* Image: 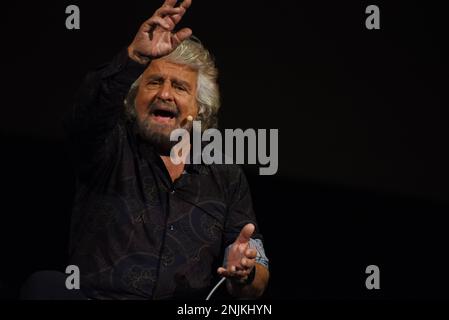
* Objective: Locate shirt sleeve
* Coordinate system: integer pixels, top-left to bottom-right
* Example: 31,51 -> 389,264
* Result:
63,48 -> 147,164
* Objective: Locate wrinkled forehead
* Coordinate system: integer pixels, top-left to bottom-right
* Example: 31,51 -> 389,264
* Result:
142,58 -> 198,84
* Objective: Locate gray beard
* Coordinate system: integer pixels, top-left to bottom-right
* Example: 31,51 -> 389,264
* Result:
136,117 -> 193,156
137,118 -> 176,155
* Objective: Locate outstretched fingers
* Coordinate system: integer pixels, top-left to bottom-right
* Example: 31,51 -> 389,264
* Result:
235,224 -> 255,245
167,0 -> 191,25
171,28 -> 192,46
162,0 -> 178,8
153,1 -> 192,33
156,6 -> 183,18
217,265 -> 252,279
142,16 -> 172,32
217,265 -> 237,278
179,0 -> 192,10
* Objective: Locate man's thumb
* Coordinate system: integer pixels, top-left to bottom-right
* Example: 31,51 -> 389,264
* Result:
235,223 -> 255,244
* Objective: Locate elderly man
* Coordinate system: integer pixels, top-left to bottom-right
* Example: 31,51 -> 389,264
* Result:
24,0 -> 268,300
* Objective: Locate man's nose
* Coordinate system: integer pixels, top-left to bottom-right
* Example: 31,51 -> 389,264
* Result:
157,81 -> 174,101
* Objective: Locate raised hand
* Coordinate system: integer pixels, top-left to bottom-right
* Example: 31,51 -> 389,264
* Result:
128,0 -> 192,64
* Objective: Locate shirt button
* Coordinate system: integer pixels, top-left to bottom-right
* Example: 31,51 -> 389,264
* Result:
162,254 -> 172,267
170,188 -> 175,194
169,225 -> 174,231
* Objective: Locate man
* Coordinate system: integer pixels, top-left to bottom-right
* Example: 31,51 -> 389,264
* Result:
62,0 -> 269,300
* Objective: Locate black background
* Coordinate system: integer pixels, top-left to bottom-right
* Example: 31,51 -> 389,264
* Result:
0,0 -> 448,300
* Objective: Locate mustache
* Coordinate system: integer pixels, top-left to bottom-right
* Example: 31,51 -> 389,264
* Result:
148,100 -> 180,118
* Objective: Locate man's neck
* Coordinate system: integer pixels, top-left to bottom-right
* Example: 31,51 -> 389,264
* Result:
160,156 -> 185,182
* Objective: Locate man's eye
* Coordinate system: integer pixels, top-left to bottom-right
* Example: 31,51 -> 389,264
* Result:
174,84 -> 187,91
147,79 -> 163,87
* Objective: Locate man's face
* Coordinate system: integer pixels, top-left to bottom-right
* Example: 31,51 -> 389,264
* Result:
134,59 -> 198,153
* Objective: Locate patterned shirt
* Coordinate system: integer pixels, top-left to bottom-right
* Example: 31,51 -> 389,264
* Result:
63,49 -> 268,300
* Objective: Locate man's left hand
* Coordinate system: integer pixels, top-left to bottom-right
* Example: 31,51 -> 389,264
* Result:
217,224 -> 258,284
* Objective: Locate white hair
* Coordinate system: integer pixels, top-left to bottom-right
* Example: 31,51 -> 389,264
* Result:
125,37 -> 220,130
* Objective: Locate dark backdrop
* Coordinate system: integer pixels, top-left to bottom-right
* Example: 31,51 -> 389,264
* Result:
1,0 -> 448,299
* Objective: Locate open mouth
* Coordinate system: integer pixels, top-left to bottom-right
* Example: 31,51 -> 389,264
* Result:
150,106 -> 179,123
